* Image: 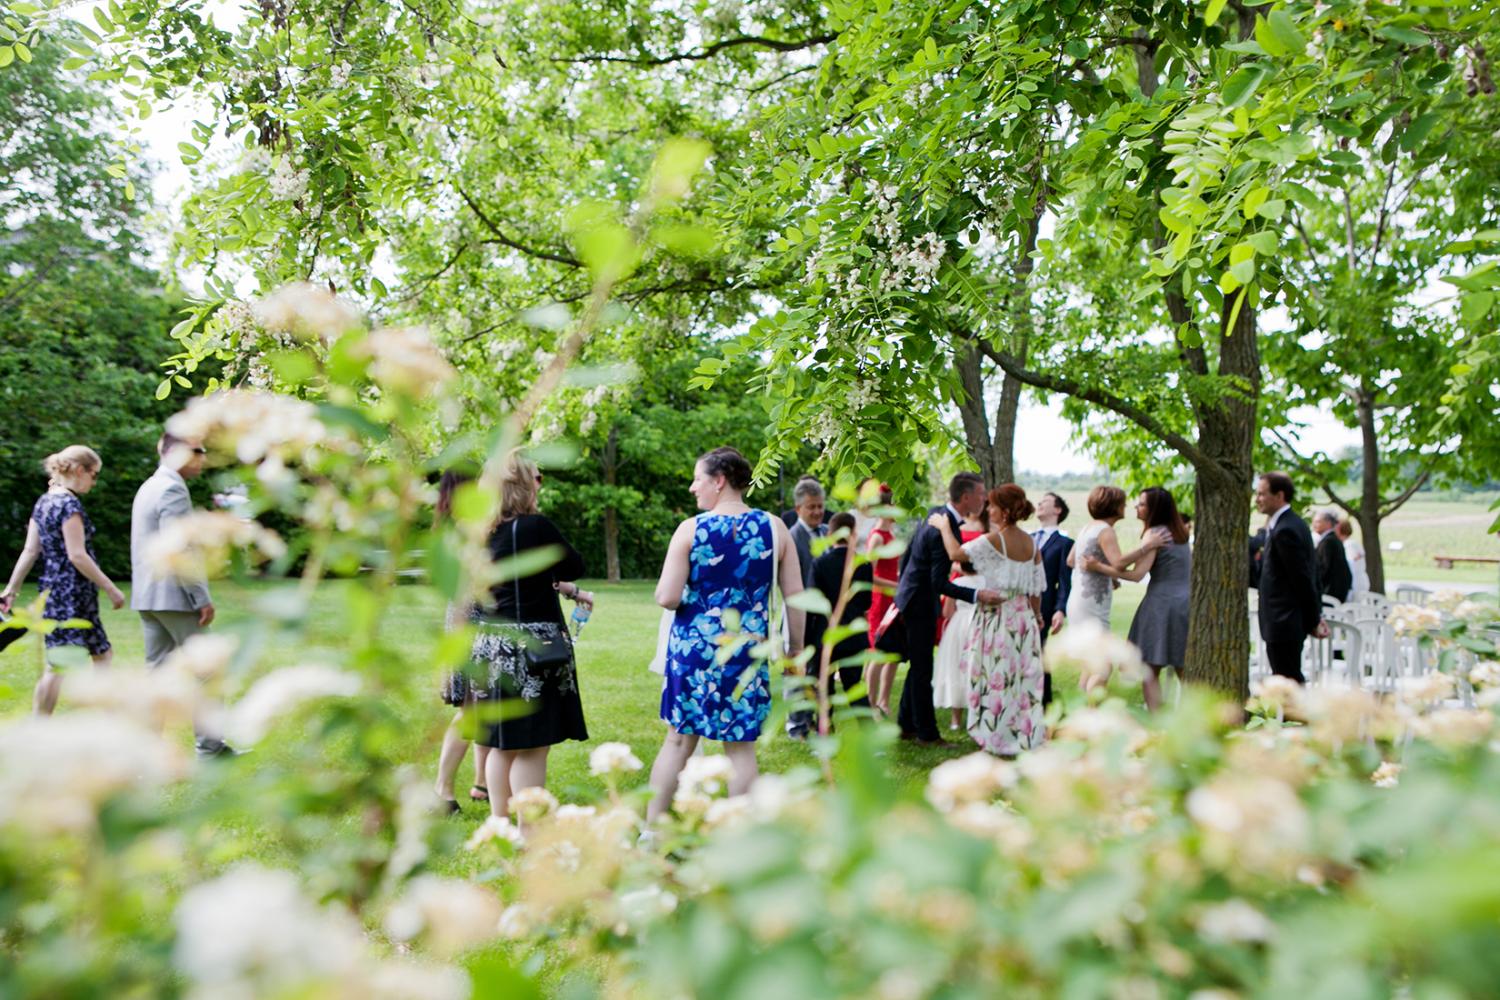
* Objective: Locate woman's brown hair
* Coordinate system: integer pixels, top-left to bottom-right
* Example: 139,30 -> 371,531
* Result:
1139,485 -> 1189,545
1086,485 -> 1127,520
988,484 -> 1034,526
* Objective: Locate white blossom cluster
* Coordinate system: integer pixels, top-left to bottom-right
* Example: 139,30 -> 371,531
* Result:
362,326 -> 456,398
509,786 -> 560,823
167,389 -> 328,465
174,865 -> 467,1000
0,713 -> 187,834
269,157 -> 310,202
383,875 -> 503,957
1043,619 -> 1146,685
887,231 -> 946,293
578,384 -> 617,436
328,61 -> 352,88
222,665 -> 362,745
254,282 -> 362,343
144,510 -> 288,582
1387,603 -> 1444,637
589,741 -> 643,777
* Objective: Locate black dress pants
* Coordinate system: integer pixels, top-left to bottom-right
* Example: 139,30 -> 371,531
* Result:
897,614 -> 940,740
1264,637 -> 1306,684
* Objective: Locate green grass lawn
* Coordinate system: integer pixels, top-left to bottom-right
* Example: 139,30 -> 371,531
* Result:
3,578 -> 1138,859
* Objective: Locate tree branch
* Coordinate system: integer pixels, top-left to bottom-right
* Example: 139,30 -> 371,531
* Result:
979,344 -> 1222,479
1378,460 -> 1436,517
457,186 -> 582,267
552,32 -> 837,67
1267,426 -> 1354,513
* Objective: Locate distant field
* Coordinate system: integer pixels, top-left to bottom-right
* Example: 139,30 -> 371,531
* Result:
1030,489 -> 1498,587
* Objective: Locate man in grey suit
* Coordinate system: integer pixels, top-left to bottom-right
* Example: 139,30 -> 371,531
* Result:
785,478 -> 827,738
132,432 -> 228,755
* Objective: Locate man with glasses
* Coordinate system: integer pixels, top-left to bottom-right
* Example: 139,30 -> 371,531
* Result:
131,430 -> 231,755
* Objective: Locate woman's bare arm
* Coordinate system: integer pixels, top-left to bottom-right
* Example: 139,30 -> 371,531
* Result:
61,514 -> 124,607
774,519 -> 807,655
654,519 -> 696,609
1085,547 -> 1157,582
1,519 -> 42,603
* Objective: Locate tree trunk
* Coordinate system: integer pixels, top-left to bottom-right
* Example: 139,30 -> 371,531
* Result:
1356,386 -> 1386,594
602,423 -> 621,583
1182,295 -> 1260,700
954,344 -> 1018,485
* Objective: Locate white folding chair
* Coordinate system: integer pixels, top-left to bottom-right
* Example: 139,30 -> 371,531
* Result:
1394,585 -> 1431,606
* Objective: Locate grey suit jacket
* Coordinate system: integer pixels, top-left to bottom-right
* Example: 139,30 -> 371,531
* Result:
789,519 -> 825,590
131,467 -> 212,612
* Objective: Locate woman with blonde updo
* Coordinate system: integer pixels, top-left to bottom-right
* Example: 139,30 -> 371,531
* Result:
1,445 -> 126,713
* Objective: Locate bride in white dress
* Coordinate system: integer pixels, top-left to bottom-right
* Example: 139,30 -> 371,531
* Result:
1066,486 -> 1128,692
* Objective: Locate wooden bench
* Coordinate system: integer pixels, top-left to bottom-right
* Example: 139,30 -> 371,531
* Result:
1433,555 -> 1500,569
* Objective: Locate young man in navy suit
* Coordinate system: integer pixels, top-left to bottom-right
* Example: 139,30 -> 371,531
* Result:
1032,492 -> 1073,705
1250,472 -> 1328,683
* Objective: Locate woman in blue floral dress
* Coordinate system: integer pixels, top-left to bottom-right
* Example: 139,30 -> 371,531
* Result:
645,447 -> 806,822
1,445 -> 127,714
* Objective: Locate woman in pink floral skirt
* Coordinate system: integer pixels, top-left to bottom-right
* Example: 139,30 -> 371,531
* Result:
958,484 -> 1046,756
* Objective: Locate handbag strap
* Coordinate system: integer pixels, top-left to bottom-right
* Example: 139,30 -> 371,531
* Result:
511,518 -> 523,630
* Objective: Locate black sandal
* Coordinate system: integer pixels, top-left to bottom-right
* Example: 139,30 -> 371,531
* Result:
441,798 -> 462,815
469,784 -> 489,802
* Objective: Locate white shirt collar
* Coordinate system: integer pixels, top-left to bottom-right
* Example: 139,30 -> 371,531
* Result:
156,465 -> 187,487
1266,503 -> 1290,532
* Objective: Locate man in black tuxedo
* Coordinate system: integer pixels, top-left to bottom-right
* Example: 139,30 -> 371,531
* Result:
893,472 -> 1002,744
805,512 -> 872,712
1032,491 -> 1074,706
1311,510 -> 1352,603
1250,472 -> 1328,684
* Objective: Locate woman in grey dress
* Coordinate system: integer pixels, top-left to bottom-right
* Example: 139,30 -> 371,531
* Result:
1083,486 -> 1190,711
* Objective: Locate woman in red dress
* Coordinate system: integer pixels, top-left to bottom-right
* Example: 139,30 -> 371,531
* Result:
864,485 -> 901,719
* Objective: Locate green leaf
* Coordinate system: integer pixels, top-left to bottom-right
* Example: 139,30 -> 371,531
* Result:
786,589 -> 833,616
1222,63 -> 1270,108
1377,24 -> 1430,47
1204,0 -> 1228,26
1243,186 -> 1270,218
155,378 -> 172,400
924,36 -> 938,62
1254,15 -> 1286,58
0,46 -> 12,68
1255,198 -> 1286,220
1229,242 -> 1256,266
14,41 -> 31,63
1398,111 -> 1441,151
1267,9 -> 1305,55
1460,291 -> 1495,329
1247,230 -> 1279,255
1230,258 -> 1256,284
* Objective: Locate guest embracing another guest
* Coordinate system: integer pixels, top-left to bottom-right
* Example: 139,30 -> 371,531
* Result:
1083,486 -> 1191,711
468,453 -> 591,820
863,485 -> 901,720
928,504 -> 988,732
957,485 -> 1046,756
1031,491 -> 1073,705
891,473 -> 1003,746
647,447 -> 805,822
1067,486 -> 1127,694
1250,472 -> 1327,684
1,445 -> 125,714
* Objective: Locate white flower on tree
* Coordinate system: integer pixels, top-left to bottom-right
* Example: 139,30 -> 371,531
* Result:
167,389 -> 328,465
1194,899 -> 1275,944
926,752 -> 1014,812
361,326 -> 456,397
253,282 -> 361,342
268,157 -> 310,202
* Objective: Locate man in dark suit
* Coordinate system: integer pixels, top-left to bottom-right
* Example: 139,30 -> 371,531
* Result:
1250,472 -> 1328,684
1032,491 -> 1074,706
785,478 -> 828,739
781,475 -> 834,529
804,512 -> 872,714
893,472 -> 1002,744
1311,510 -> 1352,603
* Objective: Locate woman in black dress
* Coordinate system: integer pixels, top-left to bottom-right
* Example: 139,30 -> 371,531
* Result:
0,445 -> 127,714
470,453 -> 592,819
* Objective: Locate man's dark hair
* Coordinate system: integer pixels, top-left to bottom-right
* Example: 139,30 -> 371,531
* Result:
158,432 -> 185,456
1260,471 -> 1295,504
828,511 -> 858,538
1045,491 -> 1070,523
948,472 -> 985,505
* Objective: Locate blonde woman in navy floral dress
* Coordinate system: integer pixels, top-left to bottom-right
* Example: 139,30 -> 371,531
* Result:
1,445 -> 127,714
645,447 -> 806,822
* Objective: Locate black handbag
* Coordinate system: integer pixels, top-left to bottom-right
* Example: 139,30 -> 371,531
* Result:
513,520 -> 571,671
873,609 -> 909,659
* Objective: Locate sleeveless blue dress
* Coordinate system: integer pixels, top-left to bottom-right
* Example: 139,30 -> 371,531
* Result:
660,509 -> 775,741
32,491 -> 110,656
